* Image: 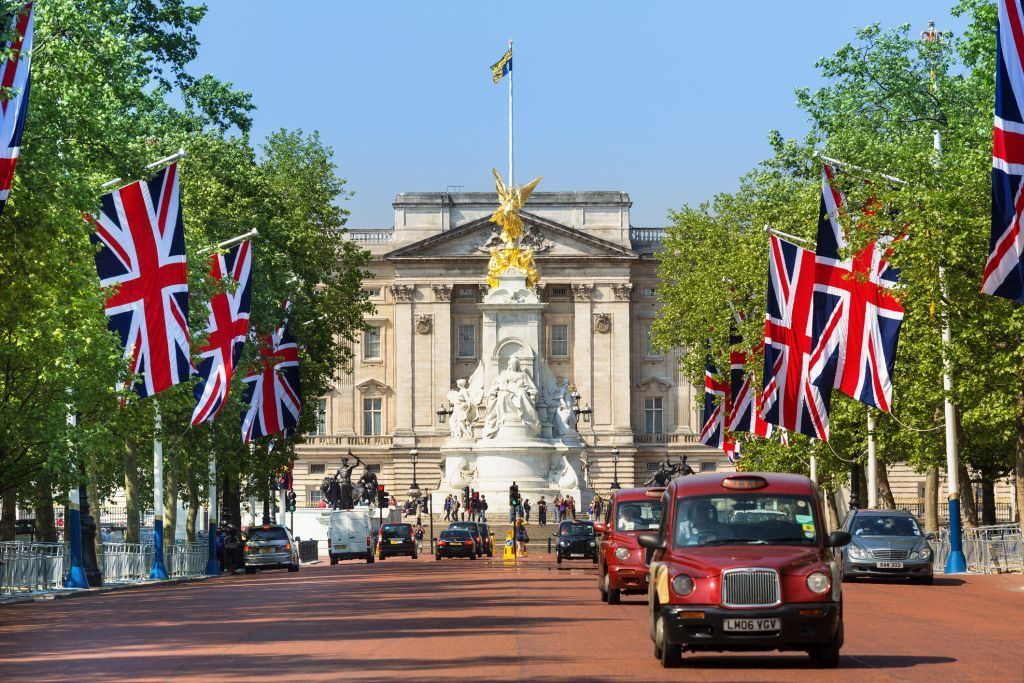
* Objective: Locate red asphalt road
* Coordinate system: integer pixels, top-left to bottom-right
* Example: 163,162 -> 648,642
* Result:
1,556 -> 1022,682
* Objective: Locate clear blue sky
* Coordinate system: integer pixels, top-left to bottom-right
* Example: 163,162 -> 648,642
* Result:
191,1 -> 969,228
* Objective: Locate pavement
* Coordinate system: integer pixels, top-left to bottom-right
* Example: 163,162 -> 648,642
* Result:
1,554 -> 1022,682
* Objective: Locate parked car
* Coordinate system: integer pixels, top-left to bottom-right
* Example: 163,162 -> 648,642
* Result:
328,510 -> 374,565
594,487 -> 664,604
640,472 -> 851,669
449,521 -> 489,557
377,523 -> 417,560
243,524 -> 300,574
556,520 -> 598,564
477,523 -> 495,556
436,528 -> 477,560
838,509 -> 933,584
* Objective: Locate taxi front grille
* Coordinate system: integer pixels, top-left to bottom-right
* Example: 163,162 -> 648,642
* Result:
721,568 -> 780,608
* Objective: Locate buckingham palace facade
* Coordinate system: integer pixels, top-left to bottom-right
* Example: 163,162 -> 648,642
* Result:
292,190 -> 730,506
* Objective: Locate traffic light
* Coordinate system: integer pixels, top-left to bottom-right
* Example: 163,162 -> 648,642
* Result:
286,490 -> 297,512
377,484 -> 387,508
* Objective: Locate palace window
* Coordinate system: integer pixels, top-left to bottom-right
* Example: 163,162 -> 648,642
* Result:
363,326 -> 381,360
701,461 -> 717,473
456,285 -> 477,299
644,397 -> 664,434
309,463 -> 326,475
362,287 -> 382,299
306,487 -> 325,506
642,287 -> 657,298
550,324 -> 569,357
643,323 -> 660,357
549,286 -> 569,299
314,398 -> 327,436
457,324 -> 476,359
363,398 -> 382,435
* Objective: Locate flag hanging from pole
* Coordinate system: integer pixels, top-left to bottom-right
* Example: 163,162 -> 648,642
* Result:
810,164 -> 905,413
699,355 -> 728,449
241,306 -> 302,443
89,163 -> 190,400
191,240 -> 252,426
983,0 -> 1024,302
0,2 -> 33,217
491,47 -> 512,83
761,234 -> 832,439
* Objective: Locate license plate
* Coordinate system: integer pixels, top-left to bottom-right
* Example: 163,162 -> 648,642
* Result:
260,547 -> 274,553
877,561 -> 904,568
723,618 -> 780,632
334,544 -> 347,549
570,553 -> 584,558
389,540 -> 399,544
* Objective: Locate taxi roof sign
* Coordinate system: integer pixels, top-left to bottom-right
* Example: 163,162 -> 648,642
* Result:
721,475 -> 769,491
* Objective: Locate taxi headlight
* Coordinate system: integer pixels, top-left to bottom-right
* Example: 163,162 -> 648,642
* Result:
671,574 -> 694,596
614,547 -> 631,561
806,571 -> 830,594
847,544 -> 869,560
589,541 -> 597,547
559,540 -> 568,547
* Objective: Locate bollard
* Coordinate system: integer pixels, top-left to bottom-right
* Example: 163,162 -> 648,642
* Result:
548,537 -> 552,554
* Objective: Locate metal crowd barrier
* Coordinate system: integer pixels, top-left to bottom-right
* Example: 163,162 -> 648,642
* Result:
167,542 -> 207,577
100,543 -> 153,583
298,539 -> 319,563
0,542 -> 68,594
934,523 -> 1023,574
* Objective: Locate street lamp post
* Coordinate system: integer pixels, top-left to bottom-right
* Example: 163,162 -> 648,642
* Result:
611,448 -> 621,490
409,449 -> 420,502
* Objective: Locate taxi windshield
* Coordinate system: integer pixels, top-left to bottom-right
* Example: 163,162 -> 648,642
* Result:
673,494 -> 819,548
614,500 -> 663,532
561,523 -> 594,538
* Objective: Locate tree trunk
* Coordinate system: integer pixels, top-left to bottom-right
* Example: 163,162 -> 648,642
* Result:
877,460 -> 896,509
124,438 -> 140,544
980,479 -> 996,526
163,446 -> 178,545
185,472 -> 199,542
823,487 -> 841,533
33,475 -> 57,542
0,486 -> 16,540
924,466 -> 940,532
957,462 -> 978,528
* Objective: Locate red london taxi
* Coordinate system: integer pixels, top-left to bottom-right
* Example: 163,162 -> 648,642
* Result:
640,472 -> 851,669
594,487 -> 665,604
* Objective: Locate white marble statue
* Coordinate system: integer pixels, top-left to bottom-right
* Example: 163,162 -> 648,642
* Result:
550,377 -> 578,437
482,356 -> 542,439
446,379 -> 477,441
548,455 -> 579,490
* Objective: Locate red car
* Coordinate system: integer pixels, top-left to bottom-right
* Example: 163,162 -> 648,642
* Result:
594,487 -> 665,604
640,472 -> 851,669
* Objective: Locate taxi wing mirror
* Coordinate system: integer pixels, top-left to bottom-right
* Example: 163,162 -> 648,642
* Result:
828,530 -> 852,547
637,533 -> 665,550
593,522 -> 609,534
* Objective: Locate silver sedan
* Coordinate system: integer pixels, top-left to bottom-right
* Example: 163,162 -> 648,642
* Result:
838,509 -> 933,584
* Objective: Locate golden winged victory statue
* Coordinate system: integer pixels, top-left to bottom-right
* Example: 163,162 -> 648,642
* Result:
486,169 -> 543,289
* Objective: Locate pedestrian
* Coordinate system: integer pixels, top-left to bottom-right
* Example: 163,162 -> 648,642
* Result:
588,499 -> 596,520
479,495 -> 488,523
450,496 -> 460,522
414,520 -> 425,554
389,495 -> 398,509
524,499 -> 531,523
468,495 -> 476,522
515,518 -> 529,556
537,496 -> 547,526
593,495 -> 604,521
223,526 -> 239,574
557,497 -> 567,523
444,494 -> 452,521
215,526 -> 225,569
570,495 -> 577,520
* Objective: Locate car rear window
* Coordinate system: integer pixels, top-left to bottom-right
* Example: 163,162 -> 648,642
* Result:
247,527 -> 288,542
440,530 -> 471,540
450,523 -> 478,533
614,500 -> 663,532
382,525 -> 412,539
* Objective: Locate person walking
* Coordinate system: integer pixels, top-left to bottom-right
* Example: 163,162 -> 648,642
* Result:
515,518 -> 529,556
479,495 -> 488,523
537,496 -> 547,526
223,526 -> 240,574
413,520 -> 425,554
444,494 -> 452,521
557,496 -> 567,523
523,499 -> 532,523
593,495 -> 604,521
569,495 -> 577,520
450,496 -> 460,522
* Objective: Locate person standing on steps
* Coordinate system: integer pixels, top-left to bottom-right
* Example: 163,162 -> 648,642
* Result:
479,495 -> 488,523
450,495 -> 460,523
537,496 -> 547,526
523,499 -> 531,523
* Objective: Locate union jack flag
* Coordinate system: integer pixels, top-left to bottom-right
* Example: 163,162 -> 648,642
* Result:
0,3 -> 33,217
761,234 -> 831,439
190,240 -> 252,426
699,356 -> 727,449
810,164 -> 904,412
983,0 -> 1024,302
241,312 -> 302,443
728,343 -> 773,438
89,163 -> 190,399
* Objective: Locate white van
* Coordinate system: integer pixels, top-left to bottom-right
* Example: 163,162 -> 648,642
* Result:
328,510 -> 374,565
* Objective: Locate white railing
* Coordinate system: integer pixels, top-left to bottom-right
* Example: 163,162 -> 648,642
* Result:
934,524 -> 1022,574
0,542 -> 68,594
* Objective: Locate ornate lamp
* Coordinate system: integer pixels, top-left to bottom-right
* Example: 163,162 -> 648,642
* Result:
611,448 -> 621,490
409,449 -> 421,499
570,384 -> 593,423
436,402 -> 453,424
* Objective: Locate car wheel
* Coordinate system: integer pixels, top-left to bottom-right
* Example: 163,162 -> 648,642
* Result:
367,555 -> 374,564
245,567 -> 256,575
556,553 -> 562,565
656,614 -> 681,668
470,552 -> 476,560
599,573 -> 609,602
840,572 -> 853,583
288,564 -> 299,573
608,586 -> 621,605
379,554 -> 385,560
435,554 -> 441,561
330,556 -> 338,566
412,551 -> 418,560
809,622 -> 843,668
917,575 -> 934,585
592,555 -> 598,564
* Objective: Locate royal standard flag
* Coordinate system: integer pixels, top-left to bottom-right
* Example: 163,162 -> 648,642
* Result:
491,47 -> 512,83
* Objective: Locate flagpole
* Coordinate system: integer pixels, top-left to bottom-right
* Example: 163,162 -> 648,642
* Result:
101,148 -> 186,189
198,228 -> 259,255
508,38 -> 513,186
867,410 -> 878,508
150,404 -> 169,580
